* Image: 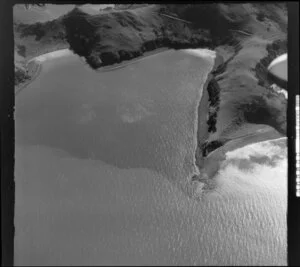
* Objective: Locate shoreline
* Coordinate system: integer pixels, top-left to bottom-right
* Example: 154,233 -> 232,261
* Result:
192,49 -> 286,184
192,47 -> 286,184
14,46 -> 212,94
15,47 -> 171,93
196,133 -> 285,185
15,45 -> 222,181
28,48 -> 73,63
207,130 -> 284,160
15,61 -> 42,95
96,47 -> 170,72
15,48 -> 73,95
193,52 -> 224,170
187,51 -> 224,194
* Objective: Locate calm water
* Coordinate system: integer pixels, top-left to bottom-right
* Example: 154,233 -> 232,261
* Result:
14,50 -> 286,265
15,50 -> 211,183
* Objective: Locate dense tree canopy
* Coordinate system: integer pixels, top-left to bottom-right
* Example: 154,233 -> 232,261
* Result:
24,4 -> 45,10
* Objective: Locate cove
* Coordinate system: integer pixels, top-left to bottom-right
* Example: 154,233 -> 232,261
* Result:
15,49 -> 214,183
14,49 -> 286,265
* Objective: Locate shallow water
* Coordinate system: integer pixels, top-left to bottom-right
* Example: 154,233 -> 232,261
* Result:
14,50 -> 286,265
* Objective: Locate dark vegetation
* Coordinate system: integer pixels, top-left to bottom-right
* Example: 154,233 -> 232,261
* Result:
201,140 -> 227,157
61,6 -> 213,68
16,44 -> 26,57
14,65 -> 29,85
16,19 -> 65,41
256,12 -> 266,22
206,79 -> 221,133
255,39 -> 287,88
63,9 -> 95,58
240,93 -> 287,135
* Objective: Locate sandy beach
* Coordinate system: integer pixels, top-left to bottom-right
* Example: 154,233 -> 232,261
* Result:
28,48 -> 74,63
15,49 -> 74,95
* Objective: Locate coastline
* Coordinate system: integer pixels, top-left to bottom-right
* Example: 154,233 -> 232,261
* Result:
96,47 -> 170,72
15,60 -> 42,95
28,48 -> 73,63
15,47 -> 170,93
15,45 -> 223,184
192,48 -> 286,183
196,133 -> 285,186
15,46 -> 211,94
15,48 -> 73,95
14,44 -> 284,185
194,52 -> 224,171
186,51 -> 224,195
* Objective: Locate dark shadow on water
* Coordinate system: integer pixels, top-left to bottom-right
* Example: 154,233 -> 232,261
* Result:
225,154 -> 285,172
15,90 -> 189,180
